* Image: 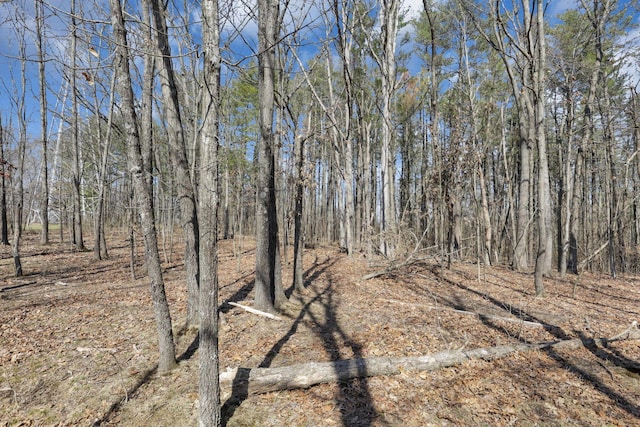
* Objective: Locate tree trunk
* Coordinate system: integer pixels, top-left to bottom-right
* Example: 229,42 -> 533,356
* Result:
0,119 -> 9,246
254,0 -> 285,313
109,0 -> 176,373
534,0 -> 550,297
199,0 -> 222,422
379,0 -> 399,258
35,0 -> 49,245
70,0 -> 86,252
293,115 -> 308,292
559,85 -> 575,278
93,73 -> 116,260
11,29 -> 28,276
148,0 -> 201,328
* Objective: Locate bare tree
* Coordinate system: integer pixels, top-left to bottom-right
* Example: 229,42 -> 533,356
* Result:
146,0 -> 201,328
254,0 -> 287,312
34,0 -> 49,245
0,120 -> 8,246
377,0 -> 400,258
70,0 -> 86,251
109,0 -> 177,373
198,0 -> 222,422
533,0 -> 551,296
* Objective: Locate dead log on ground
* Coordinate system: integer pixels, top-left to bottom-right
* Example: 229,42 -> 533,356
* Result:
220,322 -> 639,401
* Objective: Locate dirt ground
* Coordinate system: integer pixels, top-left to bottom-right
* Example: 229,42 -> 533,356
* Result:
1,230 -> 640,426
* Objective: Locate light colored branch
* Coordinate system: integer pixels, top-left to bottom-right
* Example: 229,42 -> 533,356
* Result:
228,302 -> 282,320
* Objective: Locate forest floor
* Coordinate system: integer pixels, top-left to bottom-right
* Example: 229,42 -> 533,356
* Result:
1,230 -> 640,426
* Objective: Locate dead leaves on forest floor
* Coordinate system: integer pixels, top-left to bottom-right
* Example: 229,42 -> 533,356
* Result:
1,232 -> 640,426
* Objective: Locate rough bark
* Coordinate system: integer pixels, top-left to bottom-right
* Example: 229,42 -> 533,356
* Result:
254,0 -> 285,312
534,0 -> 550,296
109,0 -> 176,373
378,0 -> 399,258
199,0 -> 222,422
220,323 -> 640,400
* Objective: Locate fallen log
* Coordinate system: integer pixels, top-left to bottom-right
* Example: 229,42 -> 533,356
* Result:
220,322 -> 639,401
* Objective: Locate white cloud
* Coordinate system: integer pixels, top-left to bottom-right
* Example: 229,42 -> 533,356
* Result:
403,0 -> 423,20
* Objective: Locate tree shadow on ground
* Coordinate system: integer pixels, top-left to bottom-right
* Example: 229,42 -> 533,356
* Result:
179,278 -> 257,363
428,264 -> 640,418
221,256 -> 335,424
222,255 -> 378,426
301,275 -> 377,427
92,366 -> 158,426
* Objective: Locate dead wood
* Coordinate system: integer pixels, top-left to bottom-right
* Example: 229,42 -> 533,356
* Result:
227,302 -> 283,320
578,240 -> 609,270
361,257 -> 423,281
220,322 -> 640,401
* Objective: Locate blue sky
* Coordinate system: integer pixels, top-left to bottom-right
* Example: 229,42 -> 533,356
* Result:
0,0 -> 638,144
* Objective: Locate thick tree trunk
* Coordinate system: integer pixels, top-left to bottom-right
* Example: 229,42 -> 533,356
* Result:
255,0 -> 285,312
109,0 -> 176,373
220,323 -> 640,400
199,0 -> 222,423
379,0 -> 399,258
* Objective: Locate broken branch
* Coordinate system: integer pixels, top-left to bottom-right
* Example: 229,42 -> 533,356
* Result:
227,302 -> 282,320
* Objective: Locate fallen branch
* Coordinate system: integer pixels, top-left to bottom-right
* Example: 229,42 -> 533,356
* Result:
381,298 -> 545,328
220,322 -> 640,401
227,302 -> 282,320
361,258 -> 422,281
578,240 -> 609,270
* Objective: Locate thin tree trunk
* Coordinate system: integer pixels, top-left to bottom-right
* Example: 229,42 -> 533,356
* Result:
0,119 -> 9,246
148,0 -> 201,328
35,0 -> 49,245
93,74 -> 117,260
534,0 -> 550,296
293,115 -> 308,292
109,0 -> 176,373
70,0 -> 85,252
11,27 -> 28,276
559,88 -> 574,278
